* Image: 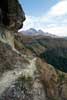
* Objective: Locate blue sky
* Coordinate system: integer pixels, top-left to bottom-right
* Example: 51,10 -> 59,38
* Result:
19,0 -> 67,36
19,0 -> 58,16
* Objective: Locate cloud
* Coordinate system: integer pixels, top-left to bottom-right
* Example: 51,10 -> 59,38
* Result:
43,24 -> 67,36
20,0 -> 67,36
47,0 -> 67,17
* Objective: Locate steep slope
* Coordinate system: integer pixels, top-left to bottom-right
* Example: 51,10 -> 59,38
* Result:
18,33 -> 67,72
36,58 -> 67,100
0,30 -> 67,100
0,26 -> 47,100
0,34 -> 47,100
40,47 -> 67,72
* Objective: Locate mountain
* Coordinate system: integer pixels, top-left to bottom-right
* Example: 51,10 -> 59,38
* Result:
21,28 -> 38,35
64,37 -> 67,40
0,28 -> 67,100
21,28 -> 58,38
0,0 -> 67,100
16,33 -> 67,72
38,29 -> 58,37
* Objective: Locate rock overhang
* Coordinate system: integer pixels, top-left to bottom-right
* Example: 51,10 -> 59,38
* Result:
0,0 -> 25,31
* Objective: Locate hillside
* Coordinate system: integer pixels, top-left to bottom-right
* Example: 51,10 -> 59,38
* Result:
16,32 -> 67,72
0,29 -> 67,100
0,31 -> 67,100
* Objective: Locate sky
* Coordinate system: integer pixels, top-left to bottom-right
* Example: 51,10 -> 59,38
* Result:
19,0 -> 67,36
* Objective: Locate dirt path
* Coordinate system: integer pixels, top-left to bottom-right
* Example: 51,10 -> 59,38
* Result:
0,58 -> 37,95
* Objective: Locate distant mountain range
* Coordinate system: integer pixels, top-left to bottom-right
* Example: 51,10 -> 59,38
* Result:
20,28 -> 58,38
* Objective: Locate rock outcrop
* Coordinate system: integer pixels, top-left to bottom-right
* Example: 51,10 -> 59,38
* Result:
0,0 -> 25,31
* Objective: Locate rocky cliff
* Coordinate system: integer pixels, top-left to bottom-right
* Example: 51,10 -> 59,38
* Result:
0,0 -> 67,100
0,0 -> 25,31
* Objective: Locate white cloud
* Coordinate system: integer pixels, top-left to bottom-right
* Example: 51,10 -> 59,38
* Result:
43,25 -> 67,36
47,0 -> 67,17
20,0 -> 67,36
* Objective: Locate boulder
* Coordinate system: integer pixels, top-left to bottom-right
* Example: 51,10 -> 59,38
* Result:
0,0 -> 25,31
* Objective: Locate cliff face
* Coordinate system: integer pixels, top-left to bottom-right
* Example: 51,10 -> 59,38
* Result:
0,0 -> 25,31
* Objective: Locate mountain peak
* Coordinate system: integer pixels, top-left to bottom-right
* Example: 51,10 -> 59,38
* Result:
21,28 -> 58,38
27,28 -> 37,33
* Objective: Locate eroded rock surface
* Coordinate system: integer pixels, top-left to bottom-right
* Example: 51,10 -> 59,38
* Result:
0,0 -> 25,31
